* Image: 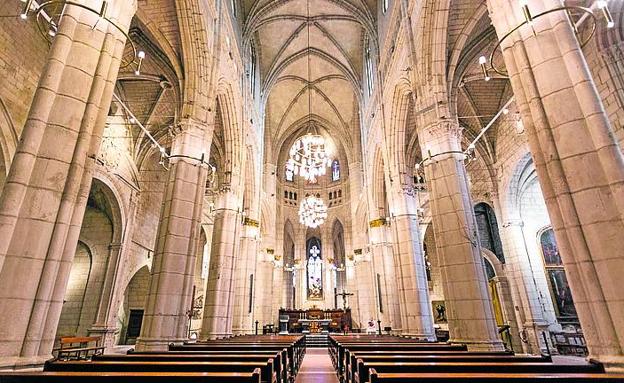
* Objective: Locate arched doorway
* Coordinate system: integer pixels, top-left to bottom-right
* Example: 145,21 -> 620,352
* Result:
55,178 -> 120,341
118,266 -> 150,345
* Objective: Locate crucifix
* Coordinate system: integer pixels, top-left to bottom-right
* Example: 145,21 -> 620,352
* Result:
335,289 -> 354,310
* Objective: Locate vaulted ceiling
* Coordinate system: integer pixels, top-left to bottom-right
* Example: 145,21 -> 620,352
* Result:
244,0 -> 375,163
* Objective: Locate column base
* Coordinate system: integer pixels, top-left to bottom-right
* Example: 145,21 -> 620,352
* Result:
0,355 -> 51,371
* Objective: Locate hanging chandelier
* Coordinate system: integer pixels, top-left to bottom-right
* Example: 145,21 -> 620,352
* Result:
286,0 -> 330,182
287,132 -> 331,182
298,195 -> 328,228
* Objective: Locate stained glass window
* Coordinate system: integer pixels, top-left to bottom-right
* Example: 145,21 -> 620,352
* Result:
285,164 -> 294,182
307,238 -> 323,300
332,160 -> 340,181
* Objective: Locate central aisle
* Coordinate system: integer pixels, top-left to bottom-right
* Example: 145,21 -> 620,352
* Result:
295,348 -> 339,383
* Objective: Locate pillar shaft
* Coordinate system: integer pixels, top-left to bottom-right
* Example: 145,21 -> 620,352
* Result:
421,120 -> 503,350
136,121 -> 210,351
488,0 -> 624,368
232,228 -> 258,335
391,211 -> 435,339
0,1 -> 134,368
499,218 -> 550,353
201,191 -> 241,339
369,226 -> 402,331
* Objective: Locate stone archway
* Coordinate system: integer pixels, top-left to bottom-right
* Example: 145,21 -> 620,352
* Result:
118,266 -> 150,345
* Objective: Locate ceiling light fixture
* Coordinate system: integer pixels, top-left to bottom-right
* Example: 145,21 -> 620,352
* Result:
298,194 -> 328,228
20,0 -> 144,70
479,3 -> 601,80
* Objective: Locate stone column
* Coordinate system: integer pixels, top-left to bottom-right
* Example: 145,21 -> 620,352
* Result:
498,215 -> 551,354
420,120 -> 503,351
201,190 -> 241,339
232,222 -> 259,335
0,0 -> 135,369
136,120 -> 210,351
488,0 -> 624,369
369,224 -> 402,332
254,250 -> 275,329
353,250 -> 375,329
271,261 -> 284,324
388,188 -> 435,339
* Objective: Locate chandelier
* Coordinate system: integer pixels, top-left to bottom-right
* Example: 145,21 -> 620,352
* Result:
287,132 -> 331,182
286,0 -> 331,182
298,195 -> 328,228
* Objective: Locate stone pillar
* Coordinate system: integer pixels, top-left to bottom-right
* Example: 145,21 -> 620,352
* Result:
201,191 -> 241,339
498,216 -> 551,354
0,0 -> 135,369
488,0 -> 624,369
388,189 -> 435,339
136,120 -> 210,351
254,250 -> 274,329
369,225 -> 402,332
271,261 -> 284,324
232,222 -> 259,335
353,250 -> 375,329
420,120 -> 503,351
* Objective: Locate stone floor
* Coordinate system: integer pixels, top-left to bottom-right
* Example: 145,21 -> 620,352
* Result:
295,348 -> 339,383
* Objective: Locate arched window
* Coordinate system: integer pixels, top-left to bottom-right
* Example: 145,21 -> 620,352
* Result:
474,203 -> 505,263
331,160 -> 340,181
540,228 -> 577,318
285,164 -> 294,182
306,237 -> 323,300
365,45 -> 374,96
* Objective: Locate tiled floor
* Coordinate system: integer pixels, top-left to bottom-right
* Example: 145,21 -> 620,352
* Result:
295,348 -> 339,383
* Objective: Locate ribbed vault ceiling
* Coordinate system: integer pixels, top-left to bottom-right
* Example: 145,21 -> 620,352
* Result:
246,0 -> 374,161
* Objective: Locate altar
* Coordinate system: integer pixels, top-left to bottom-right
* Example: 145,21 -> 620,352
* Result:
278,308 -> 352,333
298,318 -> 331,333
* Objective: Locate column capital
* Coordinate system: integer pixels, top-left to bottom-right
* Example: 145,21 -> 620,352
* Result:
423,119 -> 463,140
420,119 -> 463,157
169,118 -> 212,162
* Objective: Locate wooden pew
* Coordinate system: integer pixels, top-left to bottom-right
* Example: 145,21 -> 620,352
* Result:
0,370 -> 262,383
332,342 -> 470,379
93,352 -> 287,383
368,370 -> 624,383
171,343 -> 302,376
355,361 -> 604,383
44,360 -> 276,383
346,354 -> 551,383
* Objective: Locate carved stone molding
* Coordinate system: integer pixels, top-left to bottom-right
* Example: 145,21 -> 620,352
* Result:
424,119 -> 463,140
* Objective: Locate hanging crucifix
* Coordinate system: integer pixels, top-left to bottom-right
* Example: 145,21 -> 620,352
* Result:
334,289 -> 354,310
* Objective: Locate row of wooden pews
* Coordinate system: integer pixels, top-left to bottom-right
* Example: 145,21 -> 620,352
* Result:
329,335 -> 624,383
0,335 -> 305,383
